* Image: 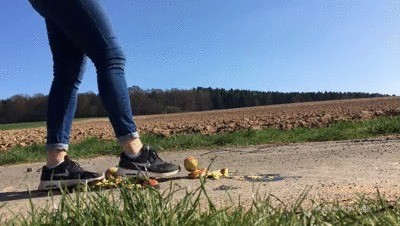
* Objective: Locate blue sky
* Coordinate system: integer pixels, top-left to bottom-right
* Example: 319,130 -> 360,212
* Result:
1,1 -> 399,100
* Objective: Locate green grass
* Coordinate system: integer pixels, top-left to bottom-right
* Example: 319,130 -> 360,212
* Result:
2,180 -> 400,225
0,118 -> 93,131
0,121 -> 47,131
1,116 -> 399,166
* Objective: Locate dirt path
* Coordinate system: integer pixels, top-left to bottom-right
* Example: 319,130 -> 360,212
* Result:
1,137 -> 400,219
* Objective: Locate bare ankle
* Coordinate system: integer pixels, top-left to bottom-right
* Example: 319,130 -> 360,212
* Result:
46,149 -> 67,168
122,138 -> 143,156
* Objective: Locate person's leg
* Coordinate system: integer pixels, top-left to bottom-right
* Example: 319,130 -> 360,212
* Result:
44,19 -> 86,167
44,0 -> 179,177
29,0 -> 142,156
30,0 -> 179,178
28,0 -> 86,167
29,0 -> 104,189
67,0 -> 142,154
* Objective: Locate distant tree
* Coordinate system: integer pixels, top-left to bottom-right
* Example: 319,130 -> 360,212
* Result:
76,92 -> 105,118
0,86 -> 391,124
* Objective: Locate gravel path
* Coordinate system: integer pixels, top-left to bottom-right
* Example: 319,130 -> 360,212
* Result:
1,136 -> 400,219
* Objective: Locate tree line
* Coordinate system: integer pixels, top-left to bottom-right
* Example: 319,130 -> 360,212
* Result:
0,86 -> 390,124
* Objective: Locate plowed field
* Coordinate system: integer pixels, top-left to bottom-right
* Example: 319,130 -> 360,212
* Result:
1,97 -> 399,151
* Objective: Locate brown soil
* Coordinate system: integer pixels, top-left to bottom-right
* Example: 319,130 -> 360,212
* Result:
1,97 -> 399,151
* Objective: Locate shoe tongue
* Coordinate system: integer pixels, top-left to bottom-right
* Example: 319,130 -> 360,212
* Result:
63,156 -> 83,171
132,145 -> 161,163
142,147 -> 152,160
141,146 -> 160,163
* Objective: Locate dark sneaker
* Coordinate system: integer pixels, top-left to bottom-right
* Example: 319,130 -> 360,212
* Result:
117,145 -> 180,178
38,156 -> 104,190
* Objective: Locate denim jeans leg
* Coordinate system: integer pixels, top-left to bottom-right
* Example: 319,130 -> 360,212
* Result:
45,19 -> 86,151
29,0 -> 139,149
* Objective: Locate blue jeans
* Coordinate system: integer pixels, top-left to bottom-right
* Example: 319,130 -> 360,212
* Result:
29,0 -> 139,151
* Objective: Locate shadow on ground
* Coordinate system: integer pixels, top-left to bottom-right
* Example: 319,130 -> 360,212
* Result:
0,176 -> 189,202
0,190 -> 55,202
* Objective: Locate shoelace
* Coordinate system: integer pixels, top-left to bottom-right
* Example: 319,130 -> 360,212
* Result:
131,149 -> 158,178
132,148 -> 165,178
65,157 -> 84,171
148,149 -> 161,163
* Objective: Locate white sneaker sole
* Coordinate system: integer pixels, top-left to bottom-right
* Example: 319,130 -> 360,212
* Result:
116,167 -> 179,178
38,175 -> 105,190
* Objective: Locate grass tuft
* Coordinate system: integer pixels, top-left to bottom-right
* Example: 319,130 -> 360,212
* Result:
2,181 -> 400,225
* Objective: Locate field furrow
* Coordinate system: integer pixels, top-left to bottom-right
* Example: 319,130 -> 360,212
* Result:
1,97 -> 399,151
